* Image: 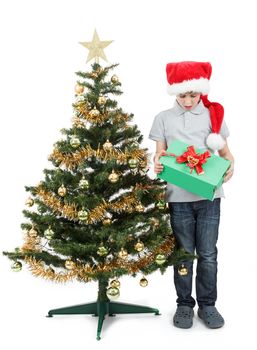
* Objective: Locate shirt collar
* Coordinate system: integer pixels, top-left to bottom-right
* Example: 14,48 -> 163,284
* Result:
173,99 -> 205,116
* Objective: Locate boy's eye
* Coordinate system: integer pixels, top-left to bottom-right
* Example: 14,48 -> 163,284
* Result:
190,95 -> 197,98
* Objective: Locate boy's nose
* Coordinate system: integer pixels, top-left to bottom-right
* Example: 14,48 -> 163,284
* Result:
184,98 -> 192,105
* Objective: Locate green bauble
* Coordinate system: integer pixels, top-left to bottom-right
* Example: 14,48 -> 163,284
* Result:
11,261 -> 22,272
106,286 -> 120,300
44,227 -> 54,240
79,176 -> 89,189
78,208 -> 89,221
155,254 -> 166,265
155,200 -> 166,210
70,135 -> 81,148
97,246 -> 108,256
128,158 -> 139,169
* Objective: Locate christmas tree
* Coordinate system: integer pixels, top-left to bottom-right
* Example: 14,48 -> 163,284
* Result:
3,30 -> 192,340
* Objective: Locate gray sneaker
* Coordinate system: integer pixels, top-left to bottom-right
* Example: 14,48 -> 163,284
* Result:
198,306 -> 225,328
173,305 -> 194,329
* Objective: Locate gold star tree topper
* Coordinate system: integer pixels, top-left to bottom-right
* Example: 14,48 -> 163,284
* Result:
79,30 -> 113,63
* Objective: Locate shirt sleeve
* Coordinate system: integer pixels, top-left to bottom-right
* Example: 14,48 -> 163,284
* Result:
148,113 -> 166,142
219,119 -> 230,139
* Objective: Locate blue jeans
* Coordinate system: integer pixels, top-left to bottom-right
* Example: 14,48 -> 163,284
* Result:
168,198 -> 221,308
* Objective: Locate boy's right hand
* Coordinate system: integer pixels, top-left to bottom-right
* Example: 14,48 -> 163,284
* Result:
154,149 -> 166,174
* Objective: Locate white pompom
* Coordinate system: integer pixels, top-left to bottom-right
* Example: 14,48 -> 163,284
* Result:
206,133 -> 225,151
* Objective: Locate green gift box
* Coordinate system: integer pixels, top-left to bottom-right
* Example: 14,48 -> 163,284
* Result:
157,140 -> 231,201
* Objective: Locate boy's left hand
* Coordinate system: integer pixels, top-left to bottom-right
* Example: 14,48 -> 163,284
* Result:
223,161 -> 234,183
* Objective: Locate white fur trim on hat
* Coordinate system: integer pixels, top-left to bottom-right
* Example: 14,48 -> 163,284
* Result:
206,133 -> 226,151
167,77 -> 210,95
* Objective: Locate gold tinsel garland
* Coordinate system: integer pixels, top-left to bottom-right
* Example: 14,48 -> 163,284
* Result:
35,183 -> 155,223
74,102 -> 131,125
24,235 -> 175,283
48,143 -> 148,170
24,256 -> 79,283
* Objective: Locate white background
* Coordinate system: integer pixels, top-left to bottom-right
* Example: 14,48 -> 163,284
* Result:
0,0 -> 256,348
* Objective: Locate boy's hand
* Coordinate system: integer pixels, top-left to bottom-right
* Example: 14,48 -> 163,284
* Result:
223,160 -> 234,183
154,149 -> 166,174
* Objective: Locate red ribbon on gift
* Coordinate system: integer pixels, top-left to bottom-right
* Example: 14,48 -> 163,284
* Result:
165,146 -> 211,175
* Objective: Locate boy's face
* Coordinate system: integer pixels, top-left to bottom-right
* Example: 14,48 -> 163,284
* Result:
176,92 -> 201,111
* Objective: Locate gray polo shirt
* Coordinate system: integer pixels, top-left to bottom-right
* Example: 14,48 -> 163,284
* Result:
148,99 -> 230,202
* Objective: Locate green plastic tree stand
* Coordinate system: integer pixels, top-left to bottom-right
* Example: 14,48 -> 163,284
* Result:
47,276 -> 160,340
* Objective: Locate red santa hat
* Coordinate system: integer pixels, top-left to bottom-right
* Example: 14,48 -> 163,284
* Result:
166,61 -> 226,151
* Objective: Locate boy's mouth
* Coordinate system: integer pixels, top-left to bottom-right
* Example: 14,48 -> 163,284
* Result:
184,106 -> 192,109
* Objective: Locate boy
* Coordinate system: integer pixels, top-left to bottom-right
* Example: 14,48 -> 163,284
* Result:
148,61 -> 234,329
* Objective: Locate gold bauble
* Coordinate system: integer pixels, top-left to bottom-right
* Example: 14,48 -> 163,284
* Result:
155,200 -> 166,210
89,107 -> 100,117
106,286 -> 120,300
90,71 -> 98,79
75,84 -> 84,94
70,135 -> 81,148
103,139 -> 113,151
149,217 -> 160,228
98,96 -> 107,105
135,204 -> 144,212
111,75 -> 119,83
11,261 -> 22,272
128,158 -> 139,169
97,245 -> 108,256
25,197 -> 34,207
79,176 -> 89,189
139,277 -> 148,287
139,160 -> 148,169
134,240 -> 144,252
110,279 -> 120,288
178,264 -> 188,276
118,248 -> 128,259
78,208 -> 89,221
28,227 -> 38,238
44,227 -> 54,240
108,170 -> 119,183
65,259 -> 75,270
58,184 -> 67,197
155,254 -> 166,265
103,218 -> 112,226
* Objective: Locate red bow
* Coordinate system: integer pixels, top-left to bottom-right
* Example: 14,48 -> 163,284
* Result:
166,146 -> 211,175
